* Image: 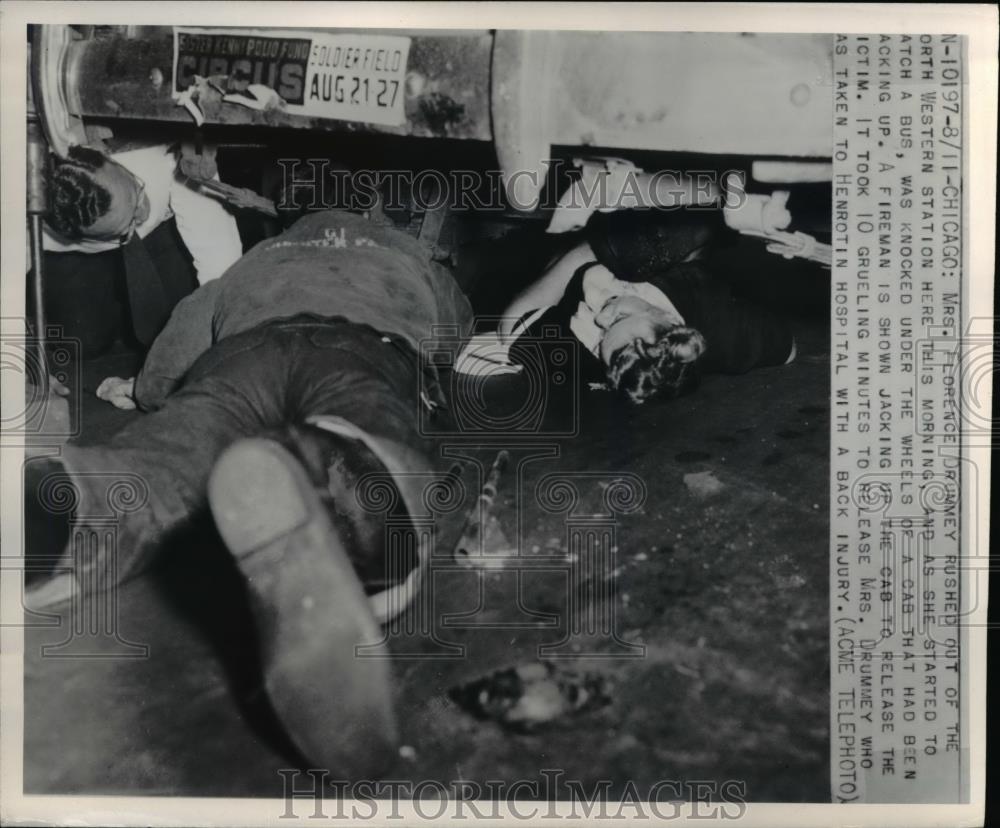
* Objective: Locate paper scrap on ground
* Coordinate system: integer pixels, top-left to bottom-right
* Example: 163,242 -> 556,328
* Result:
454,332 -> 523,376
683,470 -> 725,498
449,662 -> 612,731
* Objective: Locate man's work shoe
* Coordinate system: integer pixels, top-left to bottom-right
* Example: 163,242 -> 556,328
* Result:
208,437 -> 398,777
22,457 -> 76,610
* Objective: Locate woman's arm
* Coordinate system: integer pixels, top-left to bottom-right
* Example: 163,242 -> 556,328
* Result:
498,241 -> 599,341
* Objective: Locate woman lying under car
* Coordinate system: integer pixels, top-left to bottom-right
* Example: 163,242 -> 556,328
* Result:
461,202 -> 805,406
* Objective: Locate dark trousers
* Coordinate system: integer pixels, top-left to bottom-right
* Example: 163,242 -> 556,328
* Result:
51,317 -> 439,588
31,219 -> 199,358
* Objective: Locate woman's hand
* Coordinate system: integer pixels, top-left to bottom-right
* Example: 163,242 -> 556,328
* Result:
723,171 -> 791,235
96,376 -> 137,410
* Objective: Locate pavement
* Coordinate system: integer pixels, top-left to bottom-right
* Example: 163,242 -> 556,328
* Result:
22,314 -> 829,802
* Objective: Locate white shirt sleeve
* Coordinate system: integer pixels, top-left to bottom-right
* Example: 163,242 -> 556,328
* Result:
168,172 -> 243,284
109,144 -> 242,284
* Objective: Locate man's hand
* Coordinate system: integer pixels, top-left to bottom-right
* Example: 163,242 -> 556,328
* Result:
96,376 -> 137,410
47,374 -> 70,397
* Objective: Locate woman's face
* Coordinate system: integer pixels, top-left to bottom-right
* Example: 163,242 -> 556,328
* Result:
596,295 -> 675,366
80,160 -> 151,242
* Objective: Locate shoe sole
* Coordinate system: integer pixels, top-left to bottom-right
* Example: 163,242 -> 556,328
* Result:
208,437 -> 398,776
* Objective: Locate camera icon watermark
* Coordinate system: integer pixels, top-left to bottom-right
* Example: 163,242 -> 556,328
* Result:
419,321 -> 581,439
1,320 -> 81,440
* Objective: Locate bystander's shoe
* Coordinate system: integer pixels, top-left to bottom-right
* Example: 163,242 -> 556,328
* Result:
23,456 -> 73,595
208,437 -> 398,777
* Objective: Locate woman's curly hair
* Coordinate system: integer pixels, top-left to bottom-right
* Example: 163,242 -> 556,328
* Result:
47,146 -> 113,240
606,325 -> 707,404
